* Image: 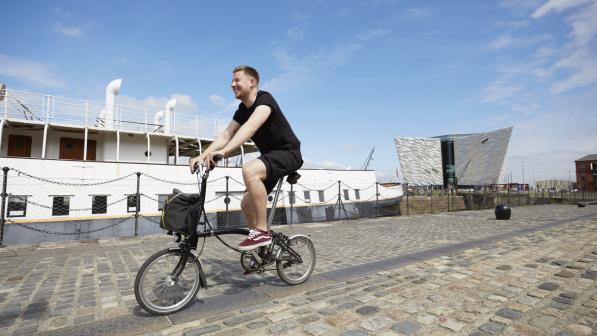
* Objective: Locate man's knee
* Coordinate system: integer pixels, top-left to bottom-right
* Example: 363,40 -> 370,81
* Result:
242,160 -> 266,183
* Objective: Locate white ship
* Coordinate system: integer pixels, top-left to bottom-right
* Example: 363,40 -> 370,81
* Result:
0,81 -> 402,245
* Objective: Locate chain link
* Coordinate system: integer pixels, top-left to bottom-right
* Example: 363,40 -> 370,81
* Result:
6,216 -> 134,235
139,214 -> 162,224
9,168 -> 136,186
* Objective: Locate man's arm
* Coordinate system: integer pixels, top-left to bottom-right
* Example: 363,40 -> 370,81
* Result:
189,120 -> 240,172
218,105 -> 271,156
202,120 -> 241,156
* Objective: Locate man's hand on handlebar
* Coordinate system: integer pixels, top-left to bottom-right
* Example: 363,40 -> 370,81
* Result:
189,151 -> 224,173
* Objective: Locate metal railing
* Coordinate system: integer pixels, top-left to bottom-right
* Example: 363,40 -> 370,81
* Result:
0,167 -> 401,246
2,89 -> 227,139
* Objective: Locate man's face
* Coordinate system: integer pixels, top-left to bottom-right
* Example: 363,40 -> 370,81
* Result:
231,71 -> 255,100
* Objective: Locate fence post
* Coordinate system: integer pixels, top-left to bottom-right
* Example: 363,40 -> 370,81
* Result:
0,167 -> 9,247
506,184 -> 510,207
375,182 -> 379,217
134,172 -> 141,236
225,176 -> 230,226
290,184 -> 294,224
429,185 -> 433,214
405,183 -> 409,216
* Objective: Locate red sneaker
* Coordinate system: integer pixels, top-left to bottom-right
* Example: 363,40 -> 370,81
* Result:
239,229 -> 272,251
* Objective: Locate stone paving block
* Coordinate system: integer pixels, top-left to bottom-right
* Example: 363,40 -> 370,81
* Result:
360,315 -> 393,331
440,318 -> 466,332
339,330 -> 368,336
269,319 -> 299,334
182,324 -> 221,336
529,315 -> 556,329
302,321 -> 334,336
566,323 -> 592,335
478,321 -> 505,335
391,320 -> 421,335
326,311 -> 360,327
495,308 -> 522,320
537,282 -> 559,291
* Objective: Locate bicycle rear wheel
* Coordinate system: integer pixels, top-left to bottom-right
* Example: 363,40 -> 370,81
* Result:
276,235 -> 316,285
134,248 -> 201,315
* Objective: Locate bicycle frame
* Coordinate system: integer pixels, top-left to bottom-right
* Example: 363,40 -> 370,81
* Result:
191,166 -> 285,239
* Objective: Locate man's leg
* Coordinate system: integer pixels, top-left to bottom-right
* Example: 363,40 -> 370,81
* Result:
241,192 -> 256,230
242,159 -> 268,232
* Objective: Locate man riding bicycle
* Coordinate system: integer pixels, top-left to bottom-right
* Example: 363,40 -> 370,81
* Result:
189,65 -> 303,251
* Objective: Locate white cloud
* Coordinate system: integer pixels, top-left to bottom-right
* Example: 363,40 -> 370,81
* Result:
551,48 -> 597,93
532,0 -> 593,17
500,0 -> 544,12
208,94 -> 238,115
482,80 -> 522,102
536,0 -> 597,93
52,22 -> 82,37
118,93 -> 199,115
501,91 -> 597,182
209,94 -> 226,107
487,34 -> 517,50
302,158 -> 350,170
356,29 -> 391,41
404,8 -> 431,20
0,53 -> 66,88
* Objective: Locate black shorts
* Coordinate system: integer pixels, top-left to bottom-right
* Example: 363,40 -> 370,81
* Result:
258,149 -> 303,194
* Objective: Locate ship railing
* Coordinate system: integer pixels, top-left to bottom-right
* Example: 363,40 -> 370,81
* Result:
1,89 -> 226,139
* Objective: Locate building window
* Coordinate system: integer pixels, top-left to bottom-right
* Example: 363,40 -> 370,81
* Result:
355,189 -> 360,200
127,195 -> 140,213
318,190 -> 325,202
289,191 -> 296,204
304,190 -> 311,203
52,196 -> 70,216
92,195 -> 108,214
343,189 -> 350,200
157,194 -> 168,211
7,195 -> 28,217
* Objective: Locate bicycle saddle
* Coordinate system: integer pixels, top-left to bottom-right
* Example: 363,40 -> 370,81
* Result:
286,172 -> 301,184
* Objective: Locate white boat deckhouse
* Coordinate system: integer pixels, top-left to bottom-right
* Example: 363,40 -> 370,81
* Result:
0,80 -> 401,245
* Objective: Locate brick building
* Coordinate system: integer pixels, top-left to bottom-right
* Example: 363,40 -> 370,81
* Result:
575,154 -> 597,191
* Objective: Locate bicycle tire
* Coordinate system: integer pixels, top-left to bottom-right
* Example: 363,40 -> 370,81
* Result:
276,235 -> 316,285
134,248 -> 202,315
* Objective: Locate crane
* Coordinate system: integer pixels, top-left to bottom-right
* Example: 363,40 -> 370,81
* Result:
361,146 -> 375,170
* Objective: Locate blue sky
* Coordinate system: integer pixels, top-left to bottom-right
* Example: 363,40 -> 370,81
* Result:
1,0 -> 596,184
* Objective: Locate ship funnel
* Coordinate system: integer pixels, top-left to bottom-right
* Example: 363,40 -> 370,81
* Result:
104,79 -> 122,128
164,98 -> 176,134
153,110 -> 164,132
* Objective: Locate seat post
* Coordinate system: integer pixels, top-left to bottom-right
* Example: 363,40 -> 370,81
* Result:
267,177 -> 284,230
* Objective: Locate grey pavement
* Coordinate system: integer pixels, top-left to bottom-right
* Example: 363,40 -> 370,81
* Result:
0,204 -> 596,335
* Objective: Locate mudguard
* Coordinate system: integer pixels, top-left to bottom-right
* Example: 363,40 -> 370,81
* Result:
168,248 -> 208,289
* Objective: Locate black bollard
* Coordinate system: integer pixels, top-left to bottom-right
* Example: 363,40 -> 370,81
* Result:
495,203 -> 511,220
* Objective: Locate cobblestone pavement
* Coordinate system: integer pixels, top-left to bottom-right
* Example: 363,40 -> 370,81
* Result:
0,204 -> 596,335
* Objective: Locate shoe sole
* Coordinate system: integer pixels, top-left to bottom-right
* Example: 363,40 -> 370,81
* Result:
238,240 -> 272,251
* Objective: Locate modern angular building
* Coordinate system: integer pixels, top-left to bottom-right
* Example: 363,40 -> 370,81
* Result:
394,127 -> 513,187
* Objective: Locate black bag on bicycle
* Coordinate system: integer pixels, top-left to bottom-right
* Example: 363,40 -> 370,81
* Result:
160,189 -> 203,236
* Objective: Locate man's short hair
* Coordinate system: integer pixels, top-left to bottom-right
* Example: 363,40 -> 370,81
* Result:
233,65 -> 260,84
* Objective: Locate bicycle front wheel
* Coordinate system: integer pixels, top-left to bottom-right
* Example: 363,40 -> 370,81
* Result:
134,248 -> 202,315
276,235 -> 316,285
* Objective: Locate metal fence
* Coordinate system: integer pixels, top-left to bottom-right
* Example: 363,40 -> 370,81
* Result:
401,183 -> 597,215
0,167 -> 400,246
